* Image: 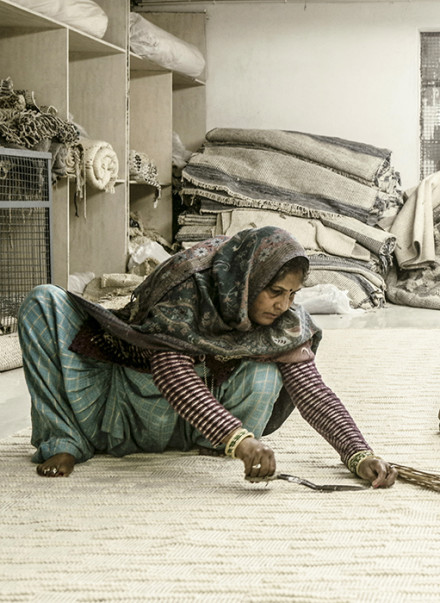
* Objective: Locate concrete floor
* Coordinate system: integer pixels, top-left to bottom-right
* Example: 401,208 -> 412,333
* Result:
1,303 -> 440,440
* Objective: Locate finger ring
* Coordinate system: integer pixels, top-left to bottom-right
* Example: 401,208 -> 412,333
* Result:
252,464 -> 261,469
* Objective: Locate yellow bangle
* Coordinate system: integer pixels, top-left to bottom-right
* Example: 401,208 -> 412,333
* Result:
347,450 -> 381,476
225,428 -> 254,458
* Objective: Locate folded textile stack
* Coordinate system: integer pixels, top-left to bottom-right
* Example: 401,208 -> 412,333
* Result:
182,128 -> 402,227
0,76 -> 79,184
385,171 -> 440,310
178,128 -> 403,310
175,213 -> 217,246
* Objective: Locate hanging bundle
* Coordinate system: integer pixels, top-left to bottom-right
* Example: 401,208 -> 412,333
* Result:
129,149 -> 161,205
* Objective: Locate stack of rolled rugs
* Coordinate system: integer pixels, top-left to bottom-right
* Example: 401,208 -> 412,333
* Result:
178,127 -> 404,310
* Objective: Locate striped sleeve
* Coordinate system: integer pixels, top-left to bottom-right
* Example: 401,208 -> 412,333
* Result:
278,360 -> 372,465
150,351 -> 242,447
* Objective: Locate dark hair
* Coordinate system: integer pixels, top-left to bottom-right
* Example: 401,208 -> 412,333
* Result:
267,256 -> 310,287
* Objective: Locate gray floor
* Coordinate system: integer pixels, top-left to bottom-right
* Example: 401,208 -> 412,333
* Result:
1,303 -> 440,440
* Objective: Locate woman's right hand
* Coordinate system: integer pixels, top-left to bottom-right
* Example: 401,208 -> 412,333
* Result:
234,436 -> 276,481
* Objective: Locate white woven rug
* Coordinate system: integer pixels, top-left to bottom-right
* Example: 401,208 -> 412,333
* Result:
1,329 -> 439,603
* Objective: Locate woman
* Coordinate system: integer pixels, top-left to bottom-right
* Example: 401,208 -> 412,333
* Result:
18,226 -> 397,487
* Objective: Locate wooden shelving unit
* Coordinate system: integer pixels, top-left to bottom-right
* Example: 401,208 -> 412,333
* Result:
0,1 -> 206,286
129,11 -> 206,246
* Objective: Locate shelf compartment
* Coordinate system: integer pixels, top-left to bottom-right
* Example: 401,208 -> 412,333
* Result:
69,52 -> 127,178
69,184 -> 128,276
0,0 -> 127,51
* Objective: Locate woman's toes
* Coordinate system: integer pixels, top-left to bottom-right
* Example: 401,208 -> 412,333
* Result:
37,464 -> 58,477
36,453 -> 75,477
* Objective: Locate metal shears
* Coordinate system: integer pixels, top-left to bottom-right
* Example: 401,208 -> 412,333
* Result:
246,472 -> 369,491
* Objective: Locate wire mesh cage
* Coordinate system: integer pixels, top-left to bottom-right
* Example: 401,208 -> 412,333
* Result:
0,148 -> 52,334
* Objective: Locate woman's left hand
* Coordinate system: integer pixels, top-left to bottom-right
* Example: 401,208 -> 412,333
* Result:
356,457 -> 398,488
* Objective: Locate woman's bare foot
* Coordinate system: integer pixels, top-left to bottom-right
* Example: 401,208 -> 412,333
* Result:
36,453 -> 76,477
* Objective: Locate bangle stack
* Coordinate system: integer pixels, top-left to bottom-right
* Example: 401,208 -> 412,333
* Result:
225,428 -> 254,458
347,450 -> 381,476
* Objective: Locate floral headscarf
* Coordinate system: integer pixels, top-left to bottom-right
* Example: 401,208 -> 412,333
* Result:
69,227 -> 322,362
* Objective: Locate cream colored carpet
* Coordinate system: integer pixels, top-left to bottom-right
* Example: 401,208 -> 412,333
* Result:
1,329 -> 439,603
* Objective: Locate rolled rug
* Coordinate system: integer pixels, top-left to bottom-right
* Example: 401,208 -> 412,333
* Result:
80,137 -> 119,193
129,13 -> 205,78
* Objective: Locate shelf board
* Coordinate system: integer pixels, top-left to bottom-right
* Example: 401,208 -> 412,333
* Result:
130,53 -> 166,72
130,52 -> 205,88
129,180 -> 171,187
173,72 -> 205,89
69,30 -> 125,55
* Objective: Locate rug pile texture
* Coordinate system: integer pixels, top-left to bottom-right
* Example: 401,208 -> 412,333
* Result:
0,328 -> 439,602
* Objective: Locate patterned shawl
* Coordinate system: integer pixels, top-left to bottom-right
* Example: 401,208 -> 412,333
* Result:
69,227 -> 322,363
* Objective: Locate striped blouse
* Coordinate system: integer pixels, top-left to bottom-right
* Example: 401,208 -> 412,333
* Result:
150,351 -> 371,464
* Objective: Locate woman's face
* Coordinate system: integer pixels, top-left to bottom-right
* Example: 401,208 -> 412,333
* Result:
248,271 -> 303,326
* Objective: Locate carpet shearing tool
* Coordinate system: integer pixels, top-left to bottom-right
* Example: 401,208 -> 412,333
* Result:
246,472 -> 369,491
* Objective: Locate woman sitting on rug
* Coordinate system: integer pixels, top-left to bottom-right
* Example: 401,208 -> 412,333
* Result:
18,226 -> 397,487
